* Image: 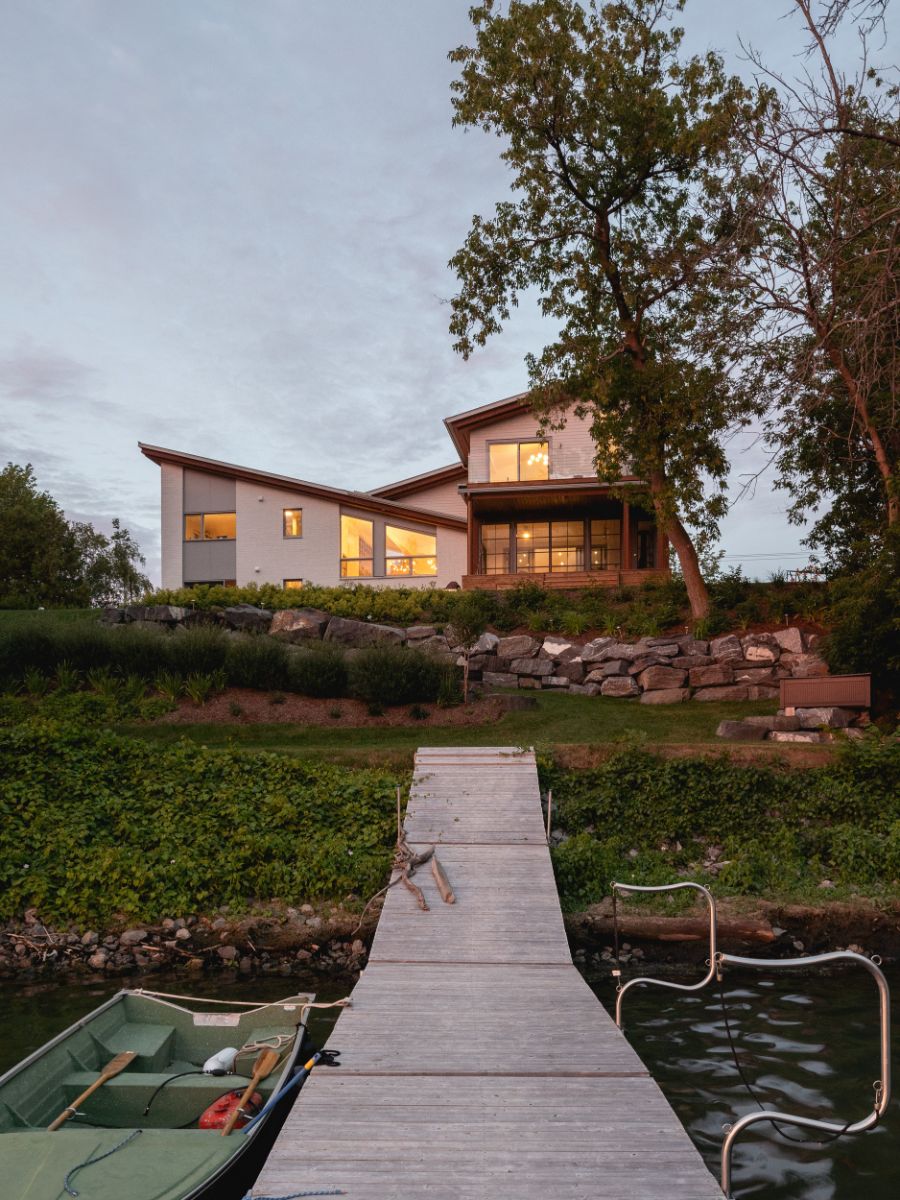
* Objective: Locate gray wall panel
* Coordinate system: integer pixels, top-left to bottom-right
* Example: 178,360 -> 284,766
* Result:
183,470 -> 236,513
183,541 -> 237,583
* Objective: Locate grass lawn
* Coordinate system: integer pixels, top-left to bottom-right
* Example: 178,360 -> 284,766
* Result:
123,691 -> 787,765
0,609 -> 98,630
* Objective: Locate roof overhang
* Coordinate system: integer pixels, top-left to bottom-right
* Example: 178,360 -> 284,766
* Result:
370,462 -> 466,500
443,392 -> 531,463
139,443 -> 467,531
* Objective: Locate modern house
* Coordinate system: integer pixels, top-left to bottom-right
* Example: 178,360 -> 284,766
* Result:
140,393 -> 668,591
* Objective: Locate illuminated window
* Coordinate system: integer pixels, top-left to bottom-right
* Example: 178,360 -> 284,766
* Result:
184,513 -> 235,541
340,515 -> 374,577
283,508 -> 303,538
481,524 -> 511,574
488,440 -> 549,482
550,521 -> 584,573
516,522 -> 550,572
385,525 -> 437,576
590,519 -> 621,570
283,579 -> 304,589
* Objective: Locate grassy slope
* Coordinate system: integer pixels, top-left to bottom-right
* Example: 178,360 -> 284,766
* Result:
123,691 -> 782,764
0,609 -> 97,629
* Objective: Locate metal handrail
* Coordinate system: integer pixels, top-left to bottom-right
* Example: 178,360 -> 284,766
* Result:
611,880 -> 718,1029
718,948 -> 891,1199
609,880 -> 892,1199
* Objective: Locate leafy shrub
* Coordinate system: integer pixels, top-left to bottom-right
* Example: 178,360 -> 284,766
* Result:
226,635 -> 290,690
0,720 -> 404,923
183,673 -> 215,706
349,645 -> 445,707
155,671 -> 183,702
287,645 -> 348,698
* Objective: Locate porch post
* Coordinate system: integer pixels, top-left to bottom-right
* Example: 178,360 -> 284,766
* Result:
622,502 -> 632,571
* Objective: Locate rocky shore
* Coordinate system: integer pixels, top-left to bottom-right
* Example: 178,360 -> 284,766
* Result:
3,895 -> 896,983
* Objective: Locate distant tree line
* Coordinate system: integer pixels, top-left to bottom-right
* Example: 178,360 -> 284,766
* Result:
0,463 -> 150,608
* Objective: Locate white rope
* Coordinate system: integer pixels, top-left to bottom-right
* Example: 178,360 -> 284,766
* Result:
132,990 -> 352,1018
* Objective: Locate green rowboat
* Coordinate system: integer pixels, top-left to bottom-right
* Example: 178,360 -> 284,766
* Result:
0,988 -> 313,1200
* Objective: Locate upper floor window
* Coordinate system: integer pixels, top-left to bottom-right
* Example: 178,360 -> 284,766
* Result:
488,440 -> 549,483
340,515 -> 374,577
385,525 -> 437,576
283,508 -> 303,538
184,512 -> 236,541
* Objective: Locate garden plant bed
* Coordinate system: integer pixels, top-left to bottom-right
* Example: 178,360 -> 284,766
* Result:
159,687 -> 508,727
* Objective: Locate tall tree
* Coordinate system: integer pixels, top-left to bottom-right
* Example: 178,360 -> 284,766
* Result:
448,0 -> 761,618
735,0 -> 900,551
0,463 -> 150,608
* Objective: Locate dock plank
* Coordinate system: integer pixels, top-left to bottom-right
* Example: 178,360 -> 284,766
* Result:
252,746 -> 721,1199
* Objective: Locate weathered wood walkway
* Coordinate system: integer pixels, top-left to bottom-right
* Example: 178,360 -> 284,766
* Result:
253,746 -> 721,1199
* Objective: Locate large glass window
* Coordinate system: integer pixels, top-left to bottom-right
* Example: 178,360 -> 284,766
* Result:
516,522 -> 550,572
340,515 -> 374,577
550,521 -> 584,572
590,519 -> 621,570
481,524 -> 511,574
184,512 -> 235,541
385,525 -> 437,576
488,440 -> 549,482
283,508 -> 303,538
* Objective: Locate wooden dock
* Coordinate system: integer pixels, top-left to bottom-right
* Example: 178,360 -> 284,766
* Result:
252,746 -> 721,1199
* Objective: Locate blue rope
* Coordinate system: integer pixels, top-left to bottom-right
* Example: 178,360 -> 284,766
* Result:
246,1191 -> 344,1199
64,1128 -> 143,1197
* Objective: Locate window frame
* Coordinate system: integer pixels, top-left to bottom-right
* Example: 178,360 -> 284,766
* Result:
283,578 -> 304,590
340,514 -> 375,579
487,438 -> 551,483
282,508 -> 303,539
384,523 -> 438,578
183,512 -> 236,542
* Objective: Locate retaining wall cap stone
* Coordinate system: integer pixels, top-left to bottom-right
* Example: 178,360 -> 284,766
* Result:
692,684 -> 750,702
600,675 -> 640,697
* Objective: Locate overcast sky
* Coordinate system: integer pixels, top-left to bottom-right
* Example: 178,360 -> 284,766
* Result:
0,1 -> 887,583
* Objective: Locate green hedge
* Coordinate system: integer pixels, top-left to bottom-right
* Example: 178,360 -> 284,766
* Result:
545,738 -> 900,909
0,720 -> 404,924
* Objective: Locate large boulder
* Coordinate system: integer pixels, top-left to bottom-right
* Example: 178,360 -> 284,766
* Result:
689,664 -> 734,688
692,685 -> 750,702
683,638 -> 710,657
600,676 -> 640,698
497,635 -> 540,659
222,604 -> 272,633
627,655 -> 666,676
579,637 -> 617,663
270,608 -> 331,642
569,682 -> 602,696
324,616 -> 404,647
768,730 -> 829,744
716,720 -> 767,741
125,604 -> 187,624
743,714 -> 800,731
416,635 -> 455,659
482,671 -> 519,689
640,687 -> 690,705
405,625 -> 437,641
637,665 -> 687,691
741,634 -> 781,663
773,627 -> 805,655
710,634 -> 743,662
473,631 -> 500,655
510,656 -> 554,677
732,664 -> 778,684
672,654 -> 714,669
596,641 -> 644,663
545,675 -> 571,688
542,638 -> 579,662
787,653 -> 829,678
585,660 -> 628,682
554,659 -> 586,684
796,707 -> 851,729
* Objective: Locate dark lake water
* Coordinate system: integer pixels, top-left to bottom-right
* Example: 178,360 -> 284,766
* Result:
1,965 -> 897,1198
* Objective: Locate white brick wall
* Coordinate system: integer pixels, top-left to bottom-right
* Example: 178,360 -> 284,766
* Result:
396,477 -> 467,518
468,405 -> 599,483
160,463 -> 184,588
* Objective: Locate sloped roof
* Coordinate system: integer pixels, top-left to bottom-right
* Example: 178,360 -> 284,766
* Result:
370,462 -> 467,500
138,443 -> 467,530
443,392 -> 531,462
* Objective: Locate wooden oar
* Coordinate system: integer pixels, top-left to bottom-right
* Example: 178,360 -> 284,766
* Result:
47,1050 -> 136,1131
221,1049 -> 279,1136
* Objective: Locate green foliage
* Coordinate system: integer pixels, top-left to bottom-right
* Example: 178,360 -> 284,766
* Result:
349,645 -> 447,707
226,635 -> 290,691
183,673 -> 215,706
545,738 -> 900,908
0,463 -> 149,607
286,645 -> 349,699
0,720 -> 405,923
155,671 -> 183,703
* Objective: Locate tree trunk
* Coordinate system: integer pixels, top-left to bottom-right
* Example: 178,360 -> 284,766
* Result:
648,471 -> 711,621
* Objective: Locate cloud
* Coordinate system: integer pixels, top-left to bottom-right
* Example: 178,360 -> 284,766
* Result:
0,341 -> 97,404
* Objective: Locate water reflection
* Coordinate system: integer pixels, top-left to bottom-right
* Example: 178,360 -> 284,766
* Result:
589,965 -> 898,1200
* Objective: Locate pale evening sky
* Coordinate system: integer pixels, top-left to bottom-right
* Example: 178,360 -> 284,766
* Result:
0,1 -> 885,583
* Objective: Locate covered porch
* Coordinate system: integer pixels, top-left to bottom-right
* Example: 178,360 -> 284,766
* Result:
461,486 -> 668,590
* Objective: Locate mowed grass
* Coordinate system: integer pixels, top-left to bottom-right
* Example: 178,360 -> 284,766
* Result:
0,609 -> 98,630
123,691 -> 782,764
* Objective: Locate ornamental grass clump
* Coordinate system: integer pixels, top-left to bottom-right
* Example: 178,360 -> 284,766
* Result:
226,634 -> 290,691
286,644 -> 349,698
349,645 -> 446,707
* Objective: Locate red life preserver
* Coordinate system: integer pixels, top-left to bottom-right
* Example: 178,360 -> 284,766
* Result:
198,1089 -> 263,1130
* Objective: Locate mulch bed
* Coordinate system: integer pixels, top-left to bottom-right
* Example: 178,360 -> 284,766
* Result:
160,687 -> 508,727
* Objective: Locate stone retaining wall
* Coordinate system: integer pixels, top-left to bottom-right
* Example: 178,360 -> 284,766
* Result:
103,604 -> 830,707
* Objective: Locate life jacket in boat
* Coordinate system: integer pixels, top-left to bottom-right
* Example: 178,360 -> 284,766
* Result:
198,1088 -> 263,1130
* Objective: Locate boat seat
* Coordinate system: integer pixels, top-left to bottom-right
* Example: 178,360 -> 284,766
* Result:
58,1070 -> 278,1128
93,1023 -> 177,1072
